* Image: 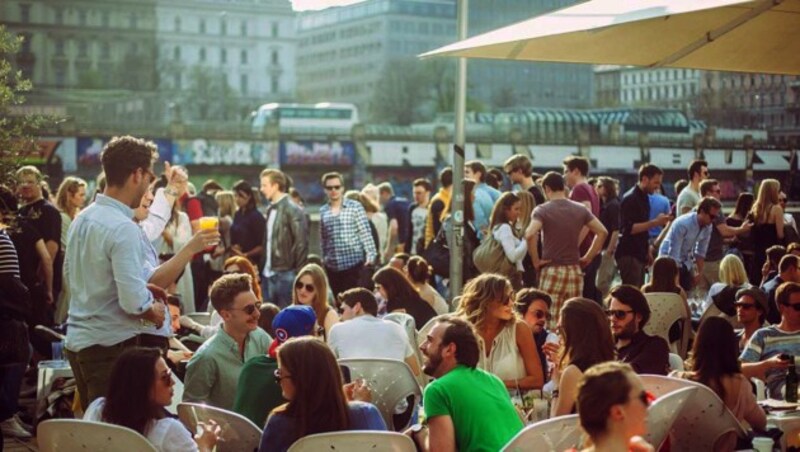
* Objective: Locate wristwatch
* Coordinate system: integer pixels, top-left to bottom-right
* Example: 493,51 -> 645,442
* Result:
410,423 -> 427,452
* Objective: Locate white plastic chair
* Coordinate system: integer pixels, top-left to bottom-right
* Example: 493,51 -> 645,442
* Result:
668,353 -> 685,372
177,402 -> 262,452
668,384 -> 748,452
167,374 -> 184,415
643,292 -> 691,358
38,419 -> 157,452
644,386 -> 698,450
383,312 -> 427,388
640,374 -> 703,398
188,312 -> 212,326
288,431 -> 416,452
501,414 -> 582,452
752,378 -> 766,401
338,358 -> 423,431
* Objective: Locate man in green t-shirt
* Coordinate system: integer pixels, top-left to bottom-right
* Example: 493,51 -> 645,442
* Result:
406,316 -> 523,451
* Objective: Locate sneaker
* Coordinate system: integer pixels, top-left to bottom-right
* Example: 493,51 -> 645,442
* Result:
1,417 -> 33,438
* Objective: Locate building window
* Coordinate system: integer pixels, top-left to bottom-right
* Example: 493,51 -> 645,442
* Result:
241,21 -> 247,36
271,22 -> 279,37
271,50 -> 279,65
20,33 -> 31,53
101,42 -> 110,58
55,67 -> 66,86
271,76 -> 279,93
78,40 -> 88,57
200,19 -> 206,34
199,47 -> 206,62
221,48 -> 227,63
20,4 -> 31,23
174,46 -> 181,60
240,50 -> 247,65
175,16 -> 181,32
55,40 -> 65,56
79,9 -> 87,26
240,74 -> 248,94
102,11 -> 110,27
55,8 -> 63,24
221,20 -> 227,35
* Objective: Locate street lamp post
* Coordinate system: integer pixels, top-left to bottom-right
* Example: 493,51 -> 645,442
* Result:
449,0 -> 468,298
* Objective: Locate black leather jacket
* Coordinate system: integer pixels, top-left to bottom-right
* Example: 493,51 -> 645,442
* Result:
260,196 -> 308,272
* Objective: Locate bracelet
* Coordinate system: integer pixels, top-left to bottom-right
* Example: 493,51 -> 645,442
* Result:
164,187 -> 179,197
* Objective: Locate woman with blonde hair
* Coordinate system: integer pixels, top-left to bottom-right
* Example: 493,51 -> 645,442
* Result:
54,176 -> 87,323
456,273 -> 543,392
361,184 -> 388,263
293,263 -> 338,338
749,179 -> 784,284
701,254 -> 752,326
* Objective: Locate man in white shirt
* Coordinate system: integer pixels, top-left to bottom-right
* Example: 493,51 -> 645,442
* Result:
328,288 -> 420,376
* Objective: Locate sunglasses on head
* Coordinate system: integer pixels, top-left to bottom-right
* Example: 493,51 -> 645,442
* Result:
295,281 -> 315,292
783,302 -> 800,312
605,309 -> 634,320
734,302 -> 756,310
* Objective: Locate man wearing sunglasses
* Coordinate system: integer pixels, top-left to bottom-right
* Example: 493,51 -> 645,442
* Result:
607,285 -> 669,375
515,289 -> 557,383
734,288 -> 768,352
742,282 -> 800,399
183,273 -> 272,410
658,197 -> 721,292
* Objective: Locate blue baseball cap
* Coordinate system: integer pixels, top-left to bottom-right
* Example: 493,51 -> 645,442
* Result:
272,305 -> 317,344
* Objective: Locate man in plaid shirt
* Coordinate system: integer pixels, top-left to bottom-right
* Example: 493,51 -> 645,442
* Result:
319,172 -> 378,298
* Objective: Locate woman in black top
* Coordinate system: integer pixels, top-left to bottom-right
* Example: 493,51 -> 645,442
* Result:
373,266 -> 436,328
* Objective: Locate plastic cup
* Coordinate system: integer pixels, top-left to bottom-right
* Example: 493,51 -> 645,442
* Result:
752,436 -> 774,452
51,341 -> 64,361
199,216 -> 219,230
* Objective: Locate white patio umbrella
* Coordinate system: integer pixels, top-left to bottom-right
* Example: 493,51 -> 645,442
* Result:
421,0 -> 800,75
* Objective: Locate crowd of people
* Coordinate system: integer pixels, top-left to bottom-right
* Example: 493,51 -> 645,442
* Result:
1,134 -> 799,452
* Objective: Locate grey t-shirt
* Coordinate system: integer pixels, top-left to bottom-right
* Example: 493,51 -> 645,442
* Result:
533,198 -> 594,265
676,187 -> 700,216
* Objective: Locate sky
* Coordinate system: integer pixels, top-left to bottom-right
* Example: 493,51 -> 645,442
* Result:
291,0 -> 366,11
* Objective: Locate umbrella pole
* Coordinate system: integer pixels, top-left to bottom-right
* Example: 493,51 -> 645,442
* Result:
450,0 -> 468,299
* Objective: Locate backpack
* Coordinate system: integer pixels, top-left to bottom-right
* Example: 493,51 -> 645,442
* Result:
473,226 -> 516,277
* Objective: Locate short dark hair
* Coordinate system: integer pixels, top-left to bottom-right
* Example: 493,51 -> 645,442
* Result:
563,155 -> 590,176
210,273 -> 253,312
101,136 -> 158,187
608,284 -> 651,329
767,245 -> 787,266
638,163 -> 663,181
699,179 -> 719,197
688,159 -> 708,180
439,167 -> 453,189
515,288 -> 552,316
338,287 -> 378,316
437,316 -> 480,369
466,160 -> 487,182
674,179 -> 689,196
697,197 -> 722,214
541,171 -> 565,192
596,177 -> 618,200
777,282 -> 800,307
260,169 -> 288,193
780,254 -> 800,274
321,172 -> 344,187
503,154 -> 533,177
413,178 -> 433,193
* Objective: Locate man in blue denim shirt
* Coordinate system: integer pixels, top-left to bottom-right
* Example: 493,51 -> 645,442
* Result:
64,136 -> 166,410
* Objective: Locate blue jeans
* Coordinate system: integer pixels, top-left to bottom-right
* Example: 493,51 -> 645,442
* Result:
264,270 -> 296,309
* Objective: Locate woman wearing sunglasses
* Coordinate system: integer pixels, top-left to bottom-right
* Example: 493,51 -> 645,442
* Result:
546,297 -> 616,418
292,263 -> 338,339
260,337 -> 386,452
576,362 -> 652,452
84,347 -> 220,452
670,317 -> 766,450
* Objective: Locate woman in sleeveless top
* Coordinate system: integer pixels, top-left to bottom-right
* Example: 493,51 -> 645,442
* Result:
293,264 -> 338,340
456,274 -> 543,391
749,179 -> 785,285
546,297 -> 616,417
670,317 -> 766,451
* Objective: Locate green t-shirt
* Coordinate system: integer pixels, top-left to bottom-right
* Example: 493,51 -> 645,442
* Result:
232,355 -> 284,428
424,365 -> 523,452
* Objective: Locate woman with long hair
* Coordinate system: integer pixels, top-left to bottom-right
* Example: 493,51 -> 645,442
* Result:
224,256 -> 263,302
361,183 -> 389,262
576,362 -> 652,452
441,180 -> 480,283
749,179 -> 785,284
405,256 -> 448,314
701,254 -> 752,325
516,191 -> 539,288
53,176 -> 87,323
154,177 -> 196,314
487,192 -> 527,289
456,274 -> 543,392
210,190 -> 235,277
345,190 -> 381,266
373,266 -> 436,328
230,180 -> 265,267
641,256 -> 690,341
547,297 -> 616,417
259,337 -> 385,452
84,347 -> 220,452
671,317 -> 766,450
727,193 -> 755,273
293,263 -> 338,338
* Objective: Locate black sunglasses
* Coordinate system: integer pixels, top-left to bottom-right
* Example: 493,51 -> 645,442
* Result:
531,309 -> 550,320
230,303 -> 259,315
605,309 -> 634,320
734,302 -> 756,310
324,185 -> 341,191
295,281 -> 315,292
783,303 -> 800,312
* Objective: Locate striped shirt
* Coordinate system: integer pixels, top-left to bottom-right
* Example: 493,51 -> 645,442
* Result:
0,229 -> 20,277
740,325 -> 800,399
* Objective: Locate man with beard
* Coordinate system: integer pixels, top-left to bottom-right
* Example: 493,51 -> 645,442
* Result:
406,316 -> 522,452
607,285 -> 669,375
515,288 -> 557,382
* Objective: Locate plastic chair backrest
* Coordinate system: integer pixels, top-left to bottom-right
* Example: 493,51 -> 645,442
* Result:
752,378 -> 766,401
640,374 -> 703,398
188,312 -> 212,326
643,292 -> 690,357
668,353 -> 685,372
383,312 -> 427,388
287,431 -> 416,452
167,374 -> 184,415
338,358 -> 423,431
501,414 -> 582,452
177,402 -> 262,452
645,386 -> 698,450
38,419 -> 157,452
669,384 -> 748,451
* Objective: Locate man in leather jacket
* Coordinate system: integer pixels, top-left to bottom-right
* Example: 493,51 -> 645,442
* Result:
259,169 -> 308,308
